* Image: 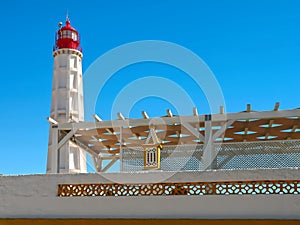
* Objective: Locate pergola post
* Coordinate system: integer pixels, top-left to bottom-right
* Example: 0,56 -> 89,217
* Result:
202,116 -> 216,170
119,126 -> 123,171
51,125 -> 59,173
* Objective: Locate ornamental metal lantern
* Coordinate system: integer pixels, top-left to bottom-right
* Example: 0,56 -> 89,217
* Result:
143,144 -> 162,170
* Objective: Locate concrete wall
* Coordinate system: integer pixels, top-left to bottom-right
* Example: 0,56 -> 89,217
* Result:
0,168 -> 299,219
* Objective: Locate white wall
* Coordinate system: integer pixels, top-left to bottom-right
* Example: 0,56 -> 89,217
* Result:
0,168 -> 299,219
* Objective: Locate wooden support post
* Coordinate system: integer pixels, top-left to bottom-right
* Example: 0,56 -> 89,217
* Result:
202,118 -> 217,170
51,125 -> 59,173
119,126 -> 123,171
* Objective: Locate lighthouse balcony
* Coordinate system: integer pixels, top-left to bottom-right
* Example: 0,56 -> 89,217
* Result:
53,44 -> 82,52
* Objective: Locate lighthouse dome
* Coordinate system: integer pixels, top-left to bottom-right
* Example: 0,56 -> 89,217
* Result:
53,19 -> 82,52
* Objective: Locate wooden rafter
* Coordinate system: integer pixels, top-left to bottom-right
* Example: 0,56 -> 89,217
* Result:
54,105 -> 300,158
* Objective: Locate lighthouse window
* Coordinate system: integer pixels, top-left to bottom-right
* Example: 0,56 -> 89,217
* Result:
61,30 -> 66,38
72,32 -> 77,41
70,72 -> 77,89
67,30 -> 72,38
70,56 -> 77,69
61,30 -> 73,39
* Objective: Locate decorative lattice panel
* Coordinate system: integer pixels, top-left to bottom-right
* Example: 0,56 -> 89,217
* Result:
58,180 -> 300,197
121,140 -> 300,172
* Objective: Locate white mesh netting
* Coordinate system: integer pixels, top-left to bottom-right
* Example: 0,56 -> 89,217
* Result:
121,139 -> 300,172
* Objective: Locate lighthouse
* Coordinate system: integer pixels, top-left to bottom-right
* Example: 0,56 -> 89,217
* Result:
46,17 -> 86,173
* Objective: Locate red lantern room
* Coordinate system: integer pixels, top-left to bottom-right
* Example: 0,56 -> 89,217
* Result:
53,18 -> 82,52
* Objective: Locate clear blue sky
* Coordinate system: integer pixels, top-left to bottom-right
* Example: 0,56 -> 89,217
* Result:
0,0 -> 299,174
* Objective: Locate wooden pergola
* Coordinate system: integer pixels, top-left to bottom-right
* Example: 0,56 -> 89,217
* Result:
48,103 -> 300,173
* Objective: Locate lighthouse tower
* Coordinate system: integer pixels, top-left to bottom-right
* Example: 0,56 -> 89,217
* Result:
47,17 -> 86,173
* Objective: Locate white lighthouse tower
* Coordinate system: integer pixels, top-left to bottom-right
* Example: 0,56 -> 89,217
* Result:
47,18 -> 86,173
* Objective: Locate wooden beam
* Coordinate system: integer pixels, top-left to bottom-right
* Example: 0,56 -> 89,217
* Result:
274,102 -> 280,111
193,107 -> 198,116
117,112 -> 125,120
101,158 -> 118,172
212,120 -> 235,140
292,125 -> 298,132
142,111 -> 149,119
247,104 -> 251,112
58,109 -> 300,130
47,117 -> 58,125
220,106 -> 225,114
166,109 -> 173,117
182,122 -> 205,142
93,114 -> 102,122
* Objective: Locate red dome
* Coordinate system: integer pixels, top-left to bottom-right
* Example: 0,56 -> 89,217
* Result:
53,19 -> 82,52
